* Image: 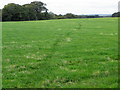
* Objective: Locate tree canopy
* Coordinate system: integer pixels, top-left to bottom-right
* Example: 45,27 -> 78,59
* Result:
112,12 -> 120,17
2,1 -> 104,21
2,1 -> 50,21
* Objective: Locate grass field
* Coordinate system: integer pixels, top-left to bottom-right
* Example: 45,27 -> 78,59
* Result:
2,18 -> 118,88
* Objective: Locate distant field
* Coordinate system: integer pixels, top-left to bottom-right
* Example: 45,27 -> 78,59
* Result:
2,18 -> 118,88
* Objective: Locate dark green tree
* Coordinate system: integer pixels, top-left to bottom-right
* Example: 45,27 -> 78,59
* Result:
2,3 -> 23,21
48,12 -> 56,19
23,4 -> 37,20
64,13 -> 77,19
2,1 -> 49,21
112,12 -> 120,17
30,1 -> 48,20
0,9 -> 2,21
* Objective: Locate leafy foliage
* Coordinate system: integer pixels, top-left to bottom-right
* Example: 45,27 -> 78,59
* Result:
2,1 -> 102,21
2,1 -> 50,21
112,12 -> 120,17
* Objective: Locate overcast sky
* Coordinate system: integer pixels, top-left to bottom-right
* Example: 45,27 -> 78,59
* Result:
0,0 -> 119,15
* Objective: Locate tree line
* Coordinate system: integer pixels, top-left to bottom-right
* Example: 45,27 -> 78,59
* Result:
1,1 -> 83,21
1,1 -> 117,21
112,12 -> 120,17
2,1 -> 51,21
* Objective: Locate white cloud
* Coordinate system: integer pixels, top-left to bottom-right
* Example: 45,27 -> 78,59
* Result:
0,0 -> 119,14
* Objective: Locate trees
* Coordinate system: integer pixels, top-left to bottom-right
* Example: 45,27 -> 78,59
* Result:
30,1 -> 47,13
2,1 -> 49,21
23,4 -> 37,20
2,3 -> 24,21
64,13 -> 77,19
46,12 -> 56,19
112,12 -> 120,17
2,1 -> 103,21
0,9 -> 2,21
29,1 -> 48,20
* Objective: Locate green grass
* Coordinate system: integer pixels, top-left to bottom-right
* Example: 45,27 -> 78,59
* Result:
2,18 -> 118,88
